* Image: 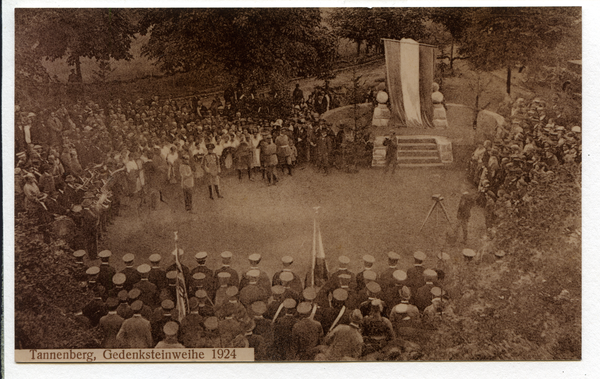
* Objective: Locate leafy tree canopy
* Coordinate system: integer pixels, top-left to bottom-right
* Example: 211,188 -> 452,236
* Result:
138,8 -> 338,84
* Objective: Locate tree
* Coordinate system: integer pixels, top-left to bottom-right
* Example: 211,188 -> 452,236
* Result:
327,8 -> 372,56
15,9 -> 138,83
459,7 -> 580,95
139,9 -> 338,85
429,8 -> 475,69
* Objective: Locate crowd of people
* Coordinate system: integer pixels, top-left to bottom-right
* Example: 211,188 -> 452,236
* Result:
74,248 -> 468,360
14,84 -> 375,255
467,95 -> 582,235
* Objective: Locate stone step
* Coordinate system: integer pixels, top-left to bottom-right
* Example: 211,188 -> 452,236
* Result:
398,143 -> 438,150
398,138 -> 437,144
397,156 -> 442,164
398,150 -> 440,157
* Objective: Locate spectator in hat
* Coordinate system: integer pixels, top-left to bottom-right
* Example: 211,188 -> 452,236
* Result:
315,129 -> 332,175
116,300 -> 154,348
155,321 -> 184,348
383,131 -> 398,175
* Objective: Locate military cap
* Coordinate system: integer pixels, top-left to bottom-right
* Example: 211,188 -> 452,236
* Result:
388,252 -> 400,261
204,317 -> 219,330
251,301 -> 267,315
193,272 -> 207,281
118,290 -> 129,302
279,271 -> 294,283
149,254 -> 162,263
131,300 -> 143,312
431,287 -> 445,297
414,251 -> 427,261
221,251 -> 233,259
98,250 -> 112,259
350,309 -> 363,323
86,266 -> 100,276
462,249 -> 476,260
423,269 -> 438,280
363,255 -> 375,264
73,250 -> 87,260
193,290 -> 207,300
112,273 -> 126,285
333,288 -> 349,302
437,252 -> 451,261
164,321 -> 179,336
282,256 -> 294,265
370,299 -> 384,312
172,248 -> 184,257
246,269 -> 260,278
225,286 -> 239,297
217,271 -> 231,280
166,271 -> 177,281
303,287 -> 317,301
393,270 -> 408,282
137,264 -> 151,274
394,303 -> 409,314
495,250 -> 506,258
122,253 -> 135,264
363,270 -> 377,282
338,256 -> 350,265
161,299 -> 175,310
271,285 -> 285,295
128,288 -> 141,300
366,281 -> 382,294
297,302 -> 312,315
195,252 -> 208,261
188,297 -> 199,310
400,286 -> 411,300
282,298 -> 297,309
248,253 -> 261,262
106,297 -> 120,310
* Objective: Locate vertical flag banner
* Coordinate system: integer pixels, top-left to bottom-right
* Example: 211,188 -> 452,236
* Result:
384,38 -> 436,128
173,232 -> 189,322
309,208 -> 329,288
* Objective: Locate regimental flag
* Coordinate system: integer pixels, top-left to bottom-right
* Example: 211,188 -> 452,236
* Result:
309,210 -> 329,288
173,233 -> 189,322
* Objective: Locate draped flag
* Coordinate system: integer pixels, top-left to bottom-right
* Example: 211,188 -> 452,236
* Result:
383,38 -> 436,128
309,207 -> 329,288
173,232 -> 189,322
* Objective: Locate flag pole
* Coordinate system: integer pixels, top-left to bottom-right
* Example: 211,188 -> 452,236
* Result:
311,206 -> 320,288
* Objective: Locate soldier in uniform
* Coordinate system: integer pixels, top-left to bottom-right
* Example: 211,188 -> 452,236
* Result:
165,248 -> 192,292
361,299 -> 395,355
97,250 -> 116,292
318,309 -> 364,361
359,282 -> 384,318
116,289 -> 134,320
202,143 -> 224,199
250,301 -> 273,352
72,250 -> 88,287
99,297 -> 124,348
148,253 -> 168,291
318,288 -> 351,334
82,285 -> 107,327
129,288 -> 153,321
216,286 -> 247,322
272,298 -> 298,360
109,272 -> 126,299
271,256 -> 303,295
86,267 -> 100,291
195,289 -> 216,319
265,285 -> 286,320
239,269 -> 270,309
239,253 -> 271,294
414,269 -> 438,312
279,271 -> 303,304
318,256 -> 356,307
406,251 -> 427,294
381,270 -> 408,317
116,300 -> 154,348
291,301 -> 324,360
243,319 -> 268,360
389,303 -> 421,341
151,299 -> 178,344
133,264 -> 158,310
315,129 -> 332,175
356,255 -> 376,292
379,252 -> 401,291
214,272 -> 232,309
275,129 -> 293,176
218,308 -> 242,348
180,297 -> 204,348
214,251 -> 239,289
120,253 -> 141,292
191,252 -> 215,300
201,317 -> 222,348
155,322 -> 184,348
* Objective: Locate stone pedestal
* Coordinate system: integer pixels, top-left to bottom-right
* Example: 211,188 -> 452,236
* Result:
372,91 -> 391,127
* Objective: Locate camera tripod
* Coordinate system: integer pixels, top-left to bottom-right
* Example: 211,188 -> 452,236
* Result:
418,194 -> 451,233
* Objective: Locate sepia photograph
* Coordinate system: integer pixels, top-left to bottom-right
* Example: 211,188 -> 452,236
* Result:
6,3 -> 587,370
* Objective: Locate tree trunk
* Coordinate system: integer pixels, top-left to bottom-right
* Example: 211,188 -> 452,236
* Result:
450,38 -> 455,69
356,40 -> 362,57
506,65 -> 512,95
473,74 -> 480,130
74,56 -> 82,83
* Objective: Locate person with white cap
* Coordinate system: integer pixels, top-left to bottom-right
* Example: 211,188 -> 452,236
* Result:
291,301 -> 324,360
250,301 -> 274,352
213,251 -> 240,289
155,321 -> 184,348
406,251 -> 427,293
97,250 -> 116,291
179,297 -> 204,348
356,254 -> 377,292
318,288 -> 351,334
414,269 -> 438,312
379,252 -> 401,291
216,286 -> 247,321
120,253 -> 141,291
191,251 -> 215,299
214,272 -> 233,309
381,270 -> 407,315
109,272 -> 126,298
201,317 -> 222,348
239,253 -> 271,293
99,297 -> 124,348
272,255 -> 303,295
194,289 -> 215,319
148,253 -> 167,291
239,269 -> 270,308
272,298 -> 298,360
166,248 -> 192,292
116,300 -> 154,348
133,264 -> 158,309
218,307 -> 243,347
151,299 -> 178,343
319,256 -> 357,301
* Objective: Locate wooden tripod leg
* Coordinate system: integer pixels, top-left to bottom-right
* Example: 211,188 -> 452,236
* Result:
438,200 -> 452,223
419,201 -> 438,233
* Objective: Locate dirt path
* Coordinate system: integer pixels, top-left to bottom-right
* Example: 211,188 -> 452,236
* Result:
96,165 -> 485,282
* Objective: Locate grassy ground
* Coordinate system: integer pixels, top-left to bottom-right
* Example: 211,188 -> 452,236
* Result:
94,164 -> 483,282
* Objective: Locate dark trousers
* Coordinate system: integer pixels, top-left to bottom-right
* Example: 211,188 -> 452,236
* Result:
183,187 -> 193,211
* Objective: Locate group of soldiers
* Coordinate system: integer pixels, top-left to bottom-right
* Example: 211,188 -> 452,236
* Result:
73,248 -> 468,360
467,95 -> 581,234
